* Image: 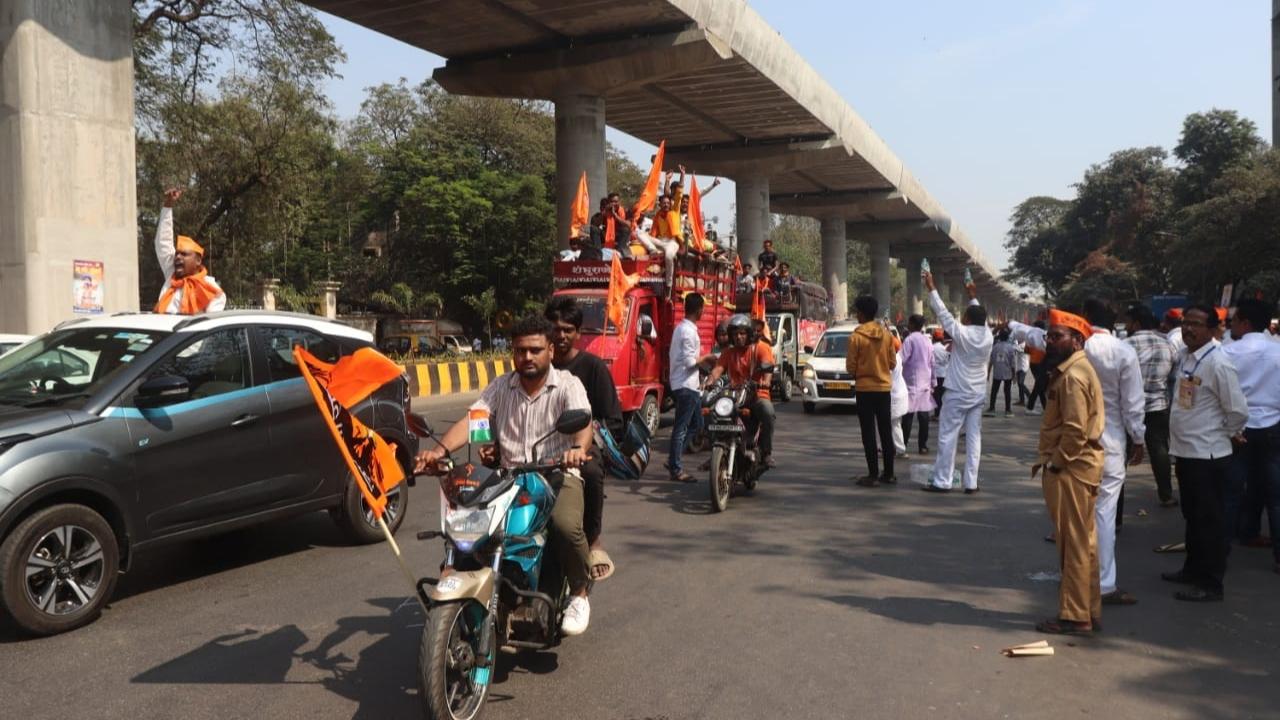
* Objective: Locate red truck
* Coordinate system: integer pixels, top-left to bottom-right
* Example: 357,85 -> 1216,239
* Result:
551,255 -> 737,434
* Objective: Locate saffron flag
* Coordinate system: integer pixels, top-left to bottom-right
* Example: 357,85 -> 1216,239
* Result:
687,175 -> 708,253
570,171 -> 589,239
631,140 -> 666,223
606,253 -> 639,333
294,346 -> 406,522
734,254 -> 743,277
752,276 -> 767,320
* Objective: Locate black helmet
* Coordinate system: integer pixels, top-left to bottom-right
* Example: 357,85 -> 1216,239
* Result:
726,314 -> 753,344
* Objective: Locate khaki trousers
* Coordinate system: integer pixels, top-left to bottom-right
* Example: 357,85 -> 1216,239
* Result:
550,470 -> 591,593
1042,469 -> 1102,623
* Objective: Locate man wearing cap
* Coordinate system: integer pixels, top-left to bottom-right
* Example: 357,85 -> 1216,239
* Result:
1163,308 -> 1186,354
921,271 -> 992,493
155,189 -> 226,314
1035,310 -> 1105,635
1010,299 -> 1145,607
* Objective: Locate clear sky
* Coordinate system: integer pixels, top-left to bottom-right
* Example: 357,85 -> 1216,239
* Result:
316,0 -> 1271,271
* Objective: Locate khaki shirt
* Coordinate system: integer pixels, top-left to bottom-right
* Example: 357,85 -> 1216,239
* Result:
1038,350 -> 1105,483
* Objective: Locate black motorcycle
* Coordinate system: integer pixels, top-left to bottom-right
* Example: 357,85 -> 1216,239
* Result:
701,363 -> 773,512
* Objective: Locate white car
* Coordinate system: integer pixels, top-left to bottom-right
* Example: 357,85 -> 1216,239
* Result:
439,334 -> 472,354
799,322 -> 858,413
0,334 -> 33,357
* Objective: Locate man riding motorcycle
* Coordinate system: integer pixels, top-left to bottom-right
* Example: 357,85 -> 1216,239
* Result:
414,315 -> 595,636
703,314 -> 776,468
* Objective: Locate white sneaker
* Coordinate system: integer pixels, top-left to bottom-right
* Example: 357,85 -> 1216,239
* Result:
1025,408 -> 1042,416
561,595 -> 590,636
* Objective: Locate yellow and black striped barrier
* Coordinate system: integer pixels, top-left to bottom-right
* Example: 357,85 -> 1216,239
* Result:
403,359 -> 514,398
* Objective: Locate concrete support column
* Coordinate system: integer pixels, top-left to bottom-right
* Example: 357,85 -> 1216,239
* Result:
902,254 -> 923,317
1273,0 -> 1280,147
554,93 -> 607,250
869,236 -> 891,318
1,1 -> 139,333
735,176 -> 770,265
946,272 -> 966,313
820,216 -> 847,321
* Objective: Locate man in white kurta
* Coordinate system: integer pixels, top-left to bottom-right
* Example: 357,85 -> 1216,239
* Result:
1010,301 -> 1146,604
922,272 -> 992,493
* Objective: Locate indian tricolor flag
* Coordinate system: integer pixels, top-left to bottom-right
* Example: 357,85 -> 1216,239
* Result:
468,409 -> 493,444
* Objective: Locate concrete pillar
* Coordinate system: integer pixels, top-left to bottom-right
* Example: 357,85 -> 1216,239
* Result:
947,272 -> 966,313
820,216 -> 847,321
316,281 -> 341,320
869,236 -> 891,319
902,255 -> 923,317
1274,0 -> 1280,147
261,278 -> 280,311
554,93 -> 607,250
735,175 -> 769,265
1,1 -> 138,334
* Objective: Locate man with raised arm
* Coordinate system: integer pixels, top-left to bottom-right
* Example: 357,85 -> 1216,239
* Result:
154,188 -> 226,314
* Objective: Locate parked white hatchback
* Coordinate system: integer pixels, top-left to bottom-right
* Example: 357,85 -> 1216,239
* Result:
799,322 -> 858,413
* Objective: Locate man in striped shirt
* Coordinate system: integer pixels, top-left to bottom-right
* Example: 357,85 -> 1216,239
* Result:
415,315 -> 596,635
1125,304 -> 1177,507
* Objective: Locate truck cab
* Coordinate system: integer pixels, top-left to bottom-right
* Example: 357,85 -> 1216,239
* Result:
737,278 -> 831,403
551,256 -> 735,435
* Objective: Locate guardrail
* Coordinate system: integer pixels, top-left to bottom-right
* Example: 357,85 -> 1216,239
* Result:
402,358 -> 513,397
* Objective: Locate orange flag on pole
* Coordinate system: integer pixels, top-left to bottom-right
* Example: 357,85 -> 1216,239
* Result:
631,140 -> 666,223
687,175 -> 707,253
606,253 -> 639,333
752,276 -> 767,320
570,171 -> 589,239
294,346 -> 406,522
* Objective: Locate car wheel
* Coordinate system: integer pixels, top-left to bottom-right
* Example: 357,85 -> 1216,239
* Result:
0,504 -> 119,636
332,464 -> 410,544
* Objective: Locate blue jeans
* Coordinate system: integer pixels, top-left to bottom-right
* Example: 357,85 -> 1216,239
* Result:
668,388 -> 701,476
1225,422 -> 1280,561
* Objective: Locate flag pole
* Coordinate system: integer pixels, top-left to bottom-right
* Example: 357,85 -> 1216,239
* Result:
379,514 -> 430,614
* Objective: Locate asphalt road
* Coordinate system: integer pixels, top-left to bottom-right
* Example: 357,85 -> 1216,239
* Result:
3,393 -> 1279,719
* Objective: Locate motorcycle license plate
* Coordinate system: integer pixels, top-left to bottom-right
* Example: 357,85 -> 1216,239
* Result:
824,381 -> 851,390
707,423 -> 740,433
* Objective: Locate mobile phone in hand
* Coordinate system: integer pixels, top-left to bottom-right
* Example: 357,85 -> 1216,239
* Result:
920,258 -> 930,275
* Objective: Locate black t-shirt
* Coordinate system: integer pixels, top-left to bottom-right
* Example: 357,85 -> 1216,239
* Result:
557,350 -> 623,436
758,250 -> 778,273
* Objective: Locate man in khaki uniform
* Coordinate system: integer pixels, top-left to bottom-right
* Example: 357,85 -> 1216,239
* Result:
1035,309 -> 1106,635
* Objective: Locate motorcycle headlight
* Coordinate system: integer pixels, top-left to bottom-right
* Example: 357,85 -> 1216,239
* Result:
713,397 -> 735,418
445,506 -> 496,549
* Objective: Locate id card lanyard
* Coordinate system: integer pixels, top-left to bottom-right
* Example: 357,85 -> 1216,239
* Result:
1177,345 -> 1216,409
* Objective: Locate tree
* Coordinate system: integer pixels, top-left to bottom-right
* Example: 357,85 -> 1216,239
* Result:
1003,196 -> 1071,296
464,288 -> 498,345
369,283 -> 443,317
1173,109 -> 1265,206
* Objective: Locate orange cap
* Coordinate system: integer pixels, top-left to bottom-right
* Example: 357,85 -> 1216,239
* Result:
1215,307 -> 1228,322
1049,308 -> 1093,340
176,235 -> 204,256
1164,308 -> 1183,321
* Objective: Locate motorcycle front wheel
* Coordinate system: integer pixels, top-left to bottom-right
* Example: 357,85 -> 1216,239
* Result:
420,600 -> 495,720
708,445 -> 732,513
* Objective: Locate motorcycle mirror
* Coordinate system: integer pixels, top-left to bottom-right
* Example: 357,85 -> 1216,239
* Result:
555,409 -> 591,435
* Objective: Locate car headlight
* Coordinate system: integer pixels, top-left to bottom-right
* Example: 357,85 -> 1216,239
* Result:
445,506 -> 496,548
713,397 -> 735,417
801,367 -> 815,379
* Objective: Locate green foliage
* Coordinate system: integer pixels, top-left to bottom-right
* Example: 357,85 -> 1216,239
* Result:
1007,108 -> 1276,309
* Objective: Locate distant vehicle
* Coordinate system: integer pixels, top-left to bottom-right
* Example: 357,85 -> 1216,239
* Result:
439,334 -> 472,355
0,311 -> 415,636
798,322 -> 858,414
0,334 -> 33,356
379,334 -> 451,358
735,280 -> 831,403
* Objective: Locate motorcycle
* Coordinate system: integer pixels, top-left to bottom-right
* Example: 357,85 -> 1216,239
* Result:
701,362 -> 774,512
409,408 -> 592,720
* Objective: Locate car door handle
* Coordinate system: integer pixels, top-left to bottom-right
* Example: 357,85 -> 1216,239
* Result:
230,414 -> 260,428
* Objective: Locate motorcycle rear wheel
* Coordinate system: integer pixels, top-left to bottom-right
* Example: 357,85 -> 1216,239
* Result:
420,600 -> 495,720
709,445 -> 731,513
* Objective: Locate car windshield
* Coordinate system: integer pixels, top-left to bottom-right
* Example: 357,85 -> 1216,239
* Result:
766,316 -> 780,339
0,327 -> 168,407
574,295 -> 620,335
813,332 -> 850,358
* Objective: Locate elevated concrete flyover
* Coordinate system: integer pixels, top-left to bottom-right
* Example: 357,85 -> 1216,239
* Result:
303,0 -> 1030,321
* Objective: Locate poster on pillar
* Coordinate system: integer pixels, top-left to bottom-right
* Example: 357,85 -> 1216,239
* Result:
72,260 -> 105,315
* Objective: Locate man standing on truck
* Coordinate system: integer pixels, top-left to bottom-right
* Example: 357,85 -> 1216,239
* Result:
545,298 -> 622,583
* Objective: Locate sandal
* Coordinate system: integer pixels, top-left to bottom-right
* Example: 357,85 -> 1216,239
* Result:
1035,617 -> 1094,635
1101,590 -> 1138,606
588,549 -> 615,582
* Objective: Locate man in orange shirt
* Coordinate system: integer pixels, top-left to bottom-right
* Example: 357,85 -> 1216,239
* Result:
705,314 -> 776,468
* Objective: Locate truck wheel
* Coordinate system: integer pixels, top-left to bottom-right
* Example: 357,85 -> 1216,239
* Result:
0,504 -> 120,636
638,393 -> 660,437
777,371 -> 794,403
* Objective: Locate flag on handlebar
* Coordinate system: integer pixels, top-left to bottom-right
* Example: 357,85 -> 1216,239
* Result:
294,346 -> 406,522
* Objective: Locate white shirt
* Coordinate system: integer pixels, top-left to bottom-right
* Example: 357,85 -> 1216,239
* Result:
668,318 -> 702,392
890,350 -> 908,418
1167,327 -> 1185,354
931,343 -> 950,380
1170,341 -> 1249,459
927,289 -> 992,403
1017,345 -> 1030,374
1221,332 -> 1280,429
1011,322 -> 1147,451
155,207 -> 226,313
